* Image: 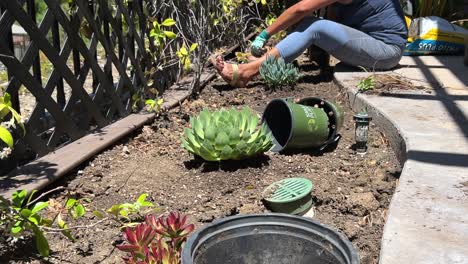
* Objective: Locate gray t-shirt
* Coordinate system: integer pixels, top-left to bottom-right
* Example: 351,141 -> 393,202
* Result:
335,0 -> 408,47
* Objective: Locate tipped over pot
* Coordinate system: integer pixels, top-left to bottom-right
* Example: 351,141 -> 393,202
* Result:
262,97 -> 343,152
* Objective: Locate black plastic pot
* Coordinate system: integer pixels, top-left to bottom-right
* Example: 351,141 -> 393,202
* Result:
182,214 -> 359,264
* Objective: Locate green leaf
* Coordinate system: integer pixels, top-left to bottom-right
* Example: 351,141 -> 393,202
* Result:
247,130 -> 261,144
145,99 -> 155,106
65,198 -> 77,210
31,202 -> 48,215
237,140 -> 247,152
11,225 -> 23,234
192,118 -> 204,139
161,18 -> 176,27
248,114 -> 259,134
185,128 -> 201,148
197,110 -> 209,128
228,127 -> 241,144
32,226 -> 50,257
136,193 -> 148,204
215,131 -> 229,149
73,204 -> 85,218
119,209 -> 129,218
179,46 -> 188,56
92,210 -> 105,219
199,143 -> 218,161
28,215 -> 41,225
149,29 -> 158,37
0,126 -> 14,148
163,31 -> 176,39
12,190 -> 28,208
57,214 -> 74,241
1,93 -> 11,106
107,204 -> 121,216
181,138 -> 195,153
57,213 -> 65,228
0,103 -> 10,119
204,125 -> 216,141
190,43 -> 198,52
20,209 -> 32,218
220,145 -> 233,159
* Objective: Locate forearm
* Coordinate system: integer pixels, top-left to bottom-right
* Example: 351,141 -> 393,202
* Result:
265,0 -> 337,36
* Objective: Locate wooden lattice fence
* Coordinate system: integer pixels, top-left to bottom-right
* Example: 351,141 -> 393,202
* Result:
0,0 -> 153,168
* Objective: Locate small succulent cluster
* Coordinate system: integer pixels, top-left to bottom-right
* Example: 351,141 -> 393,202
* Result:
181,107 -> 273,161
259,56 -> 302,88
117,212 -> 194,264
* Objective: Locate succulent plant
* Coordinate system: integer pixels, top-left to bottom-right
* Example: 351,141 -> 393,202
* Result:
117,212 -> 194,264
259,56 -> 302,88
181,107 -> 273,161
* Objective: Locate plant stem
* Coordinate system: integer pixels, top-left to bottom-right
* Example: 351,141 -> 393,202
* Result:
41,218 -> 109,232
27,186 -> 66,207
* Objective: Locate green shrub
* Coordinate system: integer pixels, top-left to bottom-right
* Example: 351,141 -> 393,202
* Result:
260,56 -> 302,88
181,107 -> 273,161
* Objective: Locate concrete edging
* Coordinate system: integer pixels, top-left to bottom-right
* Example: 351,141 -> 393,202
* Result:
334,79 -> 407,165
334,70 -> 468,264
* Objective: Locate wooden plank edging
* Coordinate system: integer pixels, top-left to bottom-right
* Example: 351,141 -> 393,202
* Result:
1,113 -> 155,198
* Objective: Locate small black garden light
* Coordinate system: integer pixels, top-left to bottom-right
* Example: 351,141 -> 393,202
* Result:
353,111 -> 372,154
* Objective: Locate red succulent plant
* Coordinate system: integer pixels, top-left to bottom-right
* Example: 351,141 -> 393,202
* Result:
117,212 -> 194,264
146,212 -> 194,239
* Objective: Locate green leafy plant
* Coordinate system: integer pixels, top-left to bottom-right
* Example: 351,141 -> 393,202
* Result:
117,212 -> 194,264
0,93 -> 25,159
106,193 -> 154,222
176,43 -> 198,72
0,190 -> 88,257
146,98 -> 164,113
357,75 -> 376,92
0,190 -> 155,258
181,107 -> 273,161
150,18 -> 177,51
259,56 -> 302,89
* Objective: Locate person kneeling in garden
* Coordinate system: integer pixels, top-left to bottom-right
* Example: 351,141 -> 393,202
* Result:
212,0 -> 408,87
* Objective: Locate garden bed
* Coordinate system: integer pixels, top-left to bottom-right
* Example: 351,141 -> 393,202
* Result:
1,57 -> 401,264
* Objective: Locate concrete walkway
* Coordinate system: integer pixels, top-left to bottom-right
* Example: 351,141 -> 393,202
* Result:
334,56 -> 468,264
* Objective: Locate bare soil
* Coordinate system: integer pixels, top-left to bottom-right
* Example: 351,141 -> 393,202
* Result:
1,58 -> 401,264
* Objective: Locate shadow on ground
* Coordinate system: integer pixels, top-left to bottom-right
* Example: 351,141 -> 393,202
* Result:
184,154 -> 271,172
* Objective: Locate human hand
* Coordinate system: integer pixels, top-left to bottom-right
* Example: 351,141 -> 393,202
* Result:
251,30 -> 270,57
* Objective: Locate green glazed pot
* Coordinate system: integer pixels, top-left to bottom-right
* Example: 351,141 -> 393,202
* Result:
262,98 -> 330,152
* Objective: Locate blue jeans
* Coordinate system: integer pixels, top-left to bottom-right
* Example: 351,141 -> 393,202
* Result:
276,17 -> 404,70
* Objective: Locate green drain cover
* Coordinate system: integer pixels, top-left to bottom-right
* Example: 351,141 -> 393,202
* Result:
263,178 -> 313,215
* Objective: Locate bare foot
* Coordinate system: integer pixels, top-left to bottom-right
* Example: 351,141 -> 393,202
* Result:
210,55 -> 250,88
247,55 -> 258,63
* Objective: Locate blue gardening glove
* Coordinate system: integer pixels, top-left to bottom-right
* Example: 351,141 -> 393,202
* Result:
251,30 -> 270,57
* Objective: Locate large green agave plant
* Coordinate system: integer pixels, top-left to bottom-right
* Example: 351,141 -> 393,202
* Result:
181,107 -> 273,161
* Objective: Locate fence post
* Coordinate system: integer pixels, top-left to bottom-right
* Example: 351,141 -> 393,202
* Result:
1,6 -> 20,113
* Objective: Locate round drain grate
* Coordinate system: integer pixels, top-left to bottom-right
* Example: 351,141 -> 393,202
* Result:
263,178 -> 313,215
